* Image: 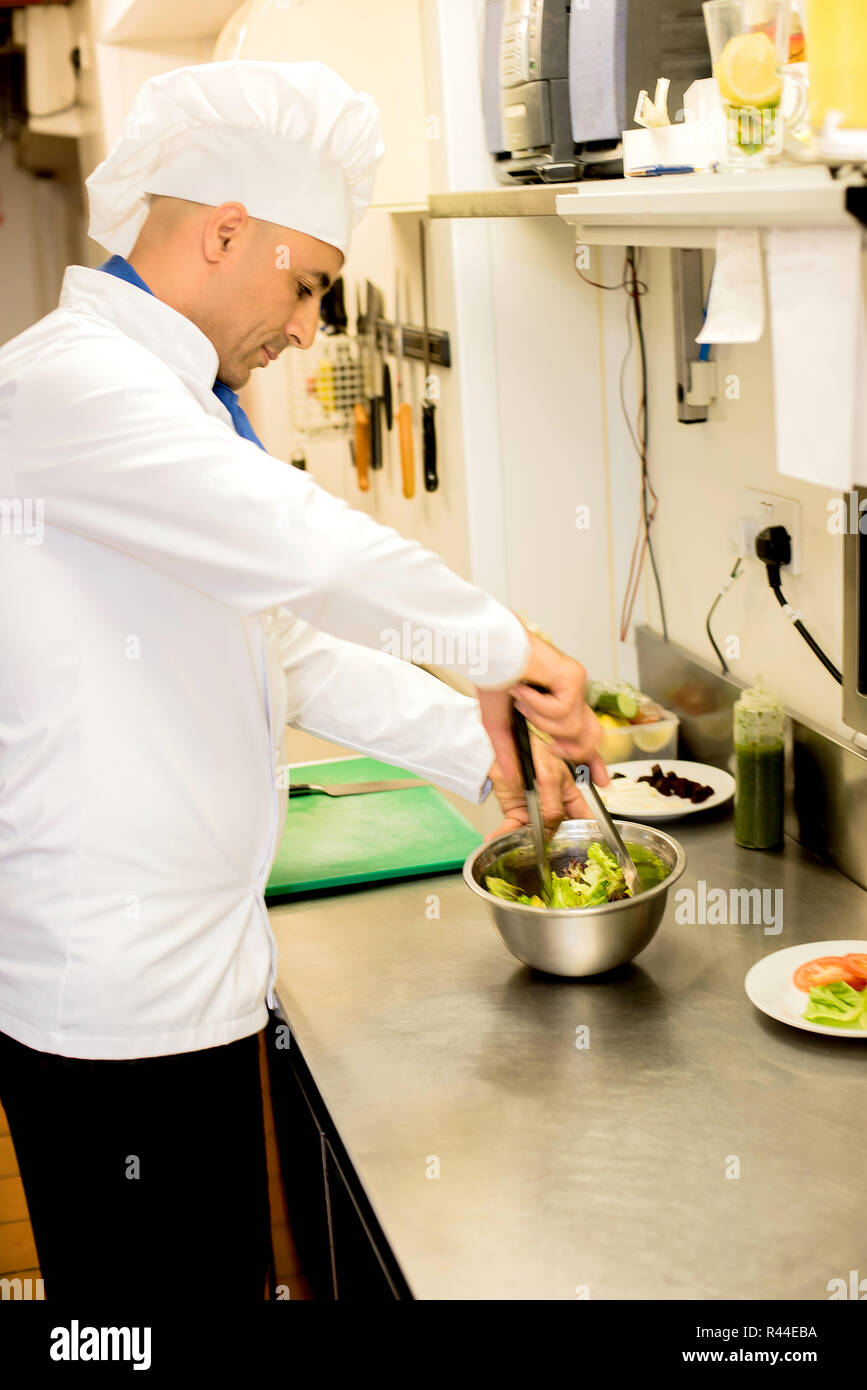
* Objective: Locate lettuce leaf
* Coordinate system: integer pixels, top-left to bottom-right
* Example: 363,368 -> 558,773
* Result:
484,877 -> 545,907
549,874 -> 588,908
803,980 -> 866,1028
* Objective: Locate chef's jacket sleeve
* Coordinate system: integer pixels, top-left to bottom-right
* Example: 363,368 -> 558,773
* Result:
273,607 -> 494,803
8,341 -> 530,689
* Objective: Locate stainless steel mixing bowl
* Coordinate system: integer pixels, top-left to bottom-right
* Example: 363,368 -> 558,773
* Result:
464,819 -> 687,977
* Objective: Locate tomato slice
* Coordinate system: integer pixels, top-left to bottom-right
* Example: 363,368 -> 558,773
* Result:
793,956 -> 865,992
842,953 -> 867,987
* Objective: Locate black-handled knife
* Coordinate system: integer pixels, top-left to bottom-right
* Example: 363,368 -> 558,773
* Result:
383,360 -> 393,431
422,402 -> 437,492
419,222 -> 439,492
366,280 -> 382,469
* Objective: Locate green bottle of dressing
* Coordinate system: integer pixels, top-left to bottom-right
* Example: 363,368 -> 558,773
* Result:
733,682 -> 784,849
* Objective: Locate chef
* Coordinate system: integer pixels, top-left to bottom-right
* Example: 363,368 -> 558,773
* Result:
0,59 -> 606,1301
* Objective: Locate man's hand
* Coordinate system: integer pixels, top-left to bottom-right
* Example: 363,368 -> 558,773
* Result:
476,630 -> 608,791
485,736 -> 596,842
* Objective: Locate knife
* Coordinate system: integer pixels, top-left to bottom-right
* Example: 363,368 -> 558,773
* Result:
353,286 -> 371,492
381,284 -> 392,431
366,279 -> 383,469
289,778 -> 428,797
395,272 -> 415,498
419,221 -> 438,492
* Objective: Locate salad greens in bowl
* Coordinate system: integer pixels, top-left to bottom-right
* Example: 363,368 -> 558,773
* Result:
464,819 -> 686,977
485,839 -> 670,909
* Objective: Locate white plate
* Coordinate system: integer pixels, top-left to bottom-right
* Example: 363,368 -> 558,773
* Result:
598,759 -> 734,822
745,940 -> 867,1038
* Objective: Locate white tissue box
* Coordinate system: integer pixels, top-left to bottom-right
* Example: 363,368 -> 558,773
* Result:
623,120 -> 728,175
624,77 -> 729,174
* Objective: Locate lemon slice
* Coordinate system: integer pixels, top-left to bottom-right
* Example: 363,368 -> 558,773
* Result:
716,31 -> 782,108
632,722 -> 675,753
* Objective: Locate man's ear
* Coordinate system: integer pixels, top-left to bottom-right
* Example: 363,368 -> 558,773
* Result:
202,202 -> 250,264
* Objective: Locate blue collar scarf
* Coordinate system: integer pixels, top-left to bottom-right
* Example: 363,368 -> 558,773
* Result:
96,254 -> 266,451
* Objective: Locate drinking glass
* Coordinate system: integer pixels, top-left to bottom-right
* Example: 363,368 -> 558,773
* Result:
703,0 -> 808,169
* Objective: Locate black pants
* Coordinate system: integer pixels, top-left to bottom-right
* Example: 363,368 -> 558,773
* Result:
0,1028 -> 271,1303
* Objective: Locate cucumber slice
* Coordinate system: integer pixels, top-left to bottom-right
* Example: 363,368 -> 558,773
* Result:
594,689 -> 639,720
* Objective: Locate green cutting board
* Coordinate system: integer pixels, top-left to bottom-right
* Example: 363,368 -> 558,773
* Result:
265,757 -> 483,898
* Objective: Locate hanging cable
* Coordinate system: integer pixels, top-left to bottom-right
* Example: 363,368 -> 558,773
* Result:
573,246 -> 665,642
631,248 -> 667,640
618,248 -> 667,641
575,259 -> 647,294
706,557 -> 743,674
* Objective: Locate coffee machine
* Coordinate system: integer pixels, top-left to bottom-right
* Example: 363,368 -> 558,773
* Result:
482,0 -> 712,184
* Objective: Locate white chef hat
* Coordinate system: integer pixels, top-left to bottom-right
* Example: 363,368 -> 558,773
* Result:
85,60 -> 384,258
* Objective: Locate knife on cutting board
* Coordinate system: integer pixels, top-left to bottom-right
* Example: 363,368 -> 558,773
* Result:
289,778 -> 428,797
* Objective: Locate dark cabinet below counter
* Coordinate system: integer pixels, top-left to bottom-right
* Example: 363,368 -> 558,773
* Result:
265,1005 -> 411,1301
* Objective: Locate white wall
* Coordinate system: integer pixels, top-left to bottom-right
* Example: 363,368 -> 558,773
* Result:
423,0 -> 645,686
636,244 -> 849,736
422,0 -> 850,742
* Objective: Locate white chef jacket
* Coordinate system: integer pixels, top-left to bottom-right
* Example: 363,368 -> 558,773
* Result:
0,265 -> 529,1060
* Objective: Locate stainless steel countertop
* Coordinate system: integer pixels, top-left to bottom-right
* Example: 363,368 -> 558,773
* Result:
269,809 -> 867,1301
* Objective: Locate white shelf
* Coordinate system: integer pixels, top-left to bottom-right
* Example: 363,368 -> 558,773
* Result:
556,166 -> 865,248
429,184 -> 580,219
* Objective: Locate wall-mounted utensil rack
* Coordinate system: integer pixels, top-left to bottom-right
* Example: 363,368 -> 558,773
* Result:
356,315 -> 451,369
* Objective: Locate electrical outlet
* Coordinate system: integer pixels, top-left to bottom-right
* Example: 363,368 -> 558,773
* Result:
730,516 -> 761,559
739,488 -> 802,575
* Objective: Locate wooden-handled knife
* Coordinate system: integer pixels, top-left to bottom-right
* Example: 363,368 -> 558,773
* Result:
394,272 -> 415,498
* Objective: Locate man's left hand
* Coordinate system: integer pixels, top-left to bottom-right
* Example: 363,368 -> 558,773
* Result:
485,734 -> 596,842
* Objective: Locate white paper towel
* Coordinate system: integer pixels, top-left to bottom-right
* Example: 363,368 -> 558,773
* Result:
697,228 -> 765,344
766,227 -> 867,491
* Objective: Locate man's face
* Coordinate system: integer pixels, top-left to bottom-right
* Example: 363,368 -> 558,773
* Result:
200,220 -> 344,391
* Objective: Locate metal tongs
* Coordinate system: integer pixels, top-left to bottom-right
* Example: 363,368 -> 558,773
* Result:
573,768 -> 643,898
511,704 -> 554,902
512,690 -> 642,901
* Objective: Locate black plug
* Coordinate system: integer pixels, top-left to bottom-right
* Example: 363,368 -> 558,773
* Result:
753,524 -> 843,685
755,524 -> 791,591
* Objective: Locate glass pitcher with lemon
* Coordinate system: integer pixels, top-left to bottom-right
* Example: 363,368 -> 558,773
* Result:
703,0 -> 808,168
